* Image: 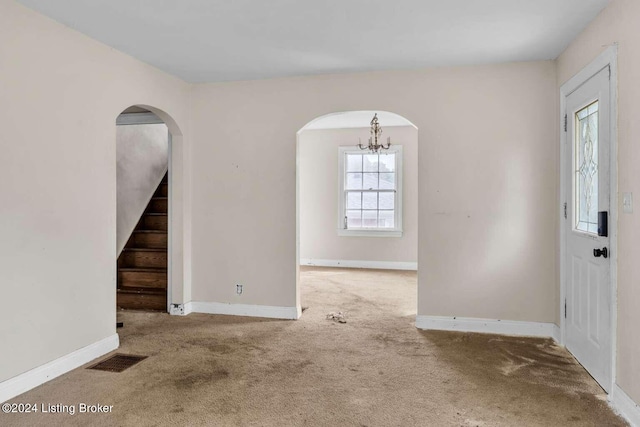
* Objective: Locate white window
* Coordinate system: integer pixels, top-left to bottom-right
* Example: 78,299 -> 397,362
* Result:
338,146 -> 402,237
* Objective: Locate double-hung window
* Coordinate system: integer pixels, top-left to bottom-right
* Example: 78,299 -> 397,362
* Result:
338,146 -> 402,237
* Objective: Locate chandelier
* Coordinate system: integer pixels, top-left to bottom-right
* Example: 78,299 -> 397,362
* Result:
358,113 -> 391,153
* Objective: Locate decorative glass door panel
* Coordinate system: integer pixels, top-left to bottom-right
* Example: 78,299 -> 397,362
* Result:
575,101 -> 599,234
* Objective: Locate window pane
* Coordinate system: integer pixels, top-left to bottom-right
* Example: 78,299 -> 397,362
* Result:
378,210 -> 395,228
346,192 -> 362,209
379,173 -> 395,190
363,192 -> 377,209
379,153 -> 395,172
362,210 -> 377,227
379,192 -> 395,210
363,173 -> 378,190
341,148 -> 401,233
346,173 -> 363,190
346,210 -> 362,228
346,154 -> 362,172
363,154 -> 378,172
575,101 -> 598,234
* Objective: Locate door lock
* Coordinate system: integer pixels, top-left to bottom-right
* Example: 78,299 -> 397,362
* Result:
593,247 -> 608,258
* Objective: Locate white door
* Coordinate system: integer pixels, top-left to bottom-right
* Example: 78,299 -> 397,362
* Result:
564,66 -> 611,392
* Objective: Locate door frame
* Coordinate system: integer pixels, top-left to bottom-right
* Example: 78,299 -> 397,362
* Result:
116,111 -> 173,313
559,45 -> 618,393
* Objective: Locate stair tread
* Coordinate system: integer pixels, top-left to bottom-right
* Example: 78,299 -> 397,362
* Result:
118,287 -> 165,295
122,247 -> 167,252
144,213 -> 167,216
152,197 -> 168,200
133,230 -> 167,234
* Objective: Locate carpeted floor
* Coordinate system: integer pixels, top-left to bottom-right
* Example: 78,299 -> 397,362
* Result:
2,267 -> 627,426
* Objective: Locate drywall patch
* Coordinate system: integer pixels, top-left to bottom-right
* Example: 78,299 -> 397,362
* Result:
170,303 -> 185,316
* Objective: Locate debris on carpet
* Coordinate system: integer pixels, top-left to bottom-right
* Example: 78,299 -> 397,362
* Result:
326,312 -> 347,323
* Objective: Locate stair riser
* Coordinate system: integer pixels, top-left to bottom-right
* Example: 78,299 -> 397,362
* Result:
118,271 -> 167,289
146,198 -> 168,213
117,291 -> 166,311
121,251 -> 167,268
155,183 -> 168,197
131,233 -> 167,249
139,215 -> 168,230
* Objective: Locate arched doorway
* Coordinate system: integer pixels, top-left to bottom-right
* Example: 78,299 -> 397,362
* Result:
295,110 -> 419,315
115,105 -> 186,313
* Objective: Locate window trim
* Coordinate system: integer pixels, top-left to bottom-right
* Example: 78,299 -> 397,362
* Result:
337,145 -> 403,237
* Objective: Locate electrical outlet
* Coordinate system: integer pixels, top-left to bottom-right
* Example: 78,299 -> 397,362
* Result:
236,284 -> 243,295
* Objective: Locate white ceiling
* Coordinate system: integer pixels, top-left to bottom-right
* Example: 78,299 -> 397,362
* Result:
302,111 -> 414,131
17,0 -> 610,83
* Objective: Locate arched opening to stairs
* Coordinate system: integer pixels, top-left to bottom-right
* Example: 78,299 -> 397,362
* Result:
115,105 -> 185,313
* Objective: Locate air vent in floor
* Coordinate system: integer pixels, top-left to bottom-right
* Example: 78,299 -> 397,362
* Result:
88,354 -> 148,372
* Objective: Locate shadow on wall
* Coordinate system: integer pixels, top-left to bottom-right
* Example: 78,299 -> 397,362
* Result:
116,111 -> 169,255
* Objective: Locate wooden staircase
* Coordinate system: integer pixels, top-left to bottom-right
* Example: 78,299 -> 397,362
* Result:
117,173 -> 168,311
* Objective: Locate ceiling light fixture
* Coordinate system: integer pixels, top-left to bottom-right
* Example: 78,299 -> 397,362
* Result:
358,113 -> 391,153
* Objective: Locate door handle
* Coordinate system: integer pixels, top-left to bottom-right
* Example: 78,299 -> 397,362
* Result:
593,247 -> 608,258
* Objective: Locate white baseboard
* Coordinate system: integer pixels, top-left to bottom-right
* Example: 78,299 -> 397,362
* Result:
300,258 -> 417,271
188,301 -> 300,320
184,301 -> 193,315
611,383 -> 640,427
0,334 -> 119,404
550,323 -> 561,343
416,316 -> 560,342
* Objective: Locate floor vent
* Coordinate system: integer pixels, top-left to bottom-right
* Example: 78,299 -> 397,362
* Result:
88,354 -> 148,372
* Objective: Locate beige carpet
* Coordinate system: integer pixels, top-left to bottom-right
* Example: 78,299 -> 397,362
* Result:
2,267 -> 627,426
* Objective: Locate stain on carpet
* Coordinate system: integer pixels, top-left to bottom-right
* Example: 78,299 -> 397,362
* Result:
173,368 -> 230,390
424,330 -> 626,426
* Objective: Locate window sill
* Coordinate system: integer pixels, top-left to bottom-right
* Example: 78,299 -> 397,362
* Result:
337,229 -> 403,238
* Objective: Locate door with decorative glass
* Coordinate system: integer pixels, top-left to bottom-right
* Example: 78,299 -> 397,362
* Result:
564,66 -> 611,392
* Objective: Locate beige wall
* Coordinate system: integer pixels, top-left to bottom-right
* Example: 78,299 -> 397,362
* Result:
0,0 -> 189,382
557,0 -> 640,403
190,60 -> 558,322
298,126 -> 418,265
